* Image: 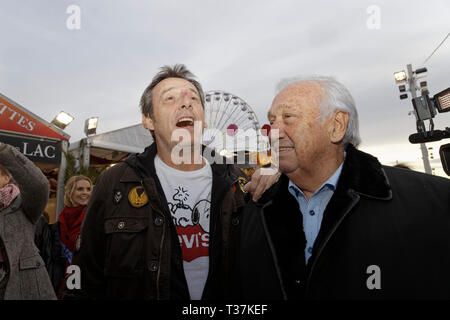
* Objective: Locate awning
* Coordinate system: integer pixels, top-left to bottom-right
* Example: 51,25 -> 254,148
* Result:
0,93 -> 69,142
0,92 -> 71,221
69,124 -> 153,164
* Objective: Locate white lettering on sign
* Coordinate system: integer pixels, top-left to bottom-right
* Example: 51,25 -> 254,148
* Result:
44,145 -> 56,158
22,142 -> 56,159
0,103 -> 36,132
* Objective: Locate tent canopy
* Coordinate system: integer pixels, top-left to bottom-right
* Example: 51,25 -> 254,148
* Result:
69,124 -> 153,164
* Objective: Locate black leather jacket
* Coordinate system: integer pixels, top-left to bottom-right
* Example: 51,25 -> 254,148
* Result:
66,143 -> 247,300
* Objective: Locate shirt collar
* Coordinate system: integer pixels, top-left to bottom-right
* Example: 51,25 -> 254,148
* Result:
288,152 -> 346,198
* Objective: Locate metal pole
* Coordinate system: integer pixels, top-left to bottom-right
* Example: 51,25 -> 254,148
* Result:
56,139 -> 68,219
82,137 -> 91,169
406,64 -> 432,175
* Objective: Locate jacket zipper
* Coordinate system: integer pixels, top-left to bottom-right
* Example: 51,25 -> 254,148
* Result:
304,190 -> 360,295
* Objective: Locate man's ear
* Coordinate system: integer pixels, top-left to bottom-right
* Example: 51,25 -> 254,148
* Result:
142,114 -> 155,131
328,111 -> 349,144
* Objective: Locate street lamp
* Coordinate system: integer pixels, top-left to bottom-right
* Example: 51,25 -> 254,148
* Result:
84,117 -> 98,136
394,70 -> 407,83
394,64 -> 432,175
51,111 -> 74,129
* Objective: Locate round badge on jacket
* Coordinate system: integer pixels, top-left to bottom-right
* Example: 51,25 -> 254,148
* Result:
128,186 -> 149,208
237,176 -> 249,194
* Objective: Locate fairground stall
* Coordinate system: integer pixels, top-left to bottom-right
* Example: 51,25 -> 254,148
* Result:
0,93 -> 70,223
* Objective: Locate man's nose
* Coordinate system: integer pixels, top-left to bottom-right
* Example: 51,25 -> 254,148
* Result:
270,120 -> 285,139
180,90 -> 193,109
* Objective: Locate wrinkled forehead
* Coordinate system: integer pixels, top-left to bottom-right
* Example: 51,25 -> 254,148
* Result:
269,81 -> 324,116
153,77 -> 199,98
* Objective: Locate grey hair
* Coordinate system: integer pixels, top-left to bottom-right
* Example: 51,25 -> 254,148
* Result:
276,76 -> 361,147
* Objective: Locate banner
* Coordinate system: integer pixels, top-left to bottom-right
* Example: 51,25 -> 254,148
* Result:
0,96 -> 67,140
0,133 -> 61,164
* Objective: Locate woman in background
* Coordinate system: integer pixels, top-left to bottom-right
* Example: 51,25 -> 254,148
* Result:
35,174 -> 93,298
0,142 -> 56,300
58,175 -> 92,266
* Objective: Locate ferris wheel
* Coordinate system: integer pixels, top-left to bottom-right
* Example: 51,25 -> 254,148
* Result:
202,90 -> 269,156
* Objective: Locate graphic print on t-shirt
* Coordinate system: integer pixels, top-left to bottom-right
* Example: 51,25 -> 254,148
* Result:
168,186 -> 210,262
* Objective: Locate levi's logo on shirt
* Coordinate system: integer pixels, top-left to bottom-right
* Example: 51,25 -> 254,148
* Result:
168,186 -> 211,262
176,225 -> 209,262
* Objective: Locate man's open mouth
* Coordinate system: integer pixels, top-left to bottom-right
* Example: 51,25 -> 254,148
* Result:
176,117 -> 194,127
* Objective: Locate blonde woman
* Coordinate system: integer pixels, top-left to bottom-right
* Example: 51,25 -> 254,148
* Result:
58,175 -> 92,266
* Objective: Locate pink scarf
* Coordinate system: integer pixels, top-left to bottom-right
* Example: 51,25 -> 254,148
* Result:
0,183 -> 20,211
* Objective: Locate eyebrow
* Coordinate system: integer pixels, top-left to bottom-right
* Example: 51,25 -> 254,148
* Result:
267,104 -> 293,119
160,87 -> 199,97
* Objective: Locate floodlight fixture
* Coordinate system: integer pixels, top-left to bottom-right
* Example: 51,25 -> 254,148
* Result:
415,67 -> 428,74
394,70 -> 407,83
51,111 -> 74,129
84,117 -> 99,136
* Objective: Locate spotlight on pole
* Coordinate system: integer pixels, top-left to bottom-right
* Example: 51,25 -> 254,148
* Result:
415,67 -> 428,75
51,111 -> 74,129
394,70 -> 407,83
84,117 -> 99,136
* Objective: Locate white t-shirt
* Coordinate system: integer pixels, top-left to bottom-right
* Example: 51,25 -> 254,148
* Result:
154,155 -> 212,300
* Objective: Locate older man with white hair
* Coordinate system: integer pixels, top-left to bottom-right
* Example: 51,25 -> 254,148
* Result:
240,76 -> 450,299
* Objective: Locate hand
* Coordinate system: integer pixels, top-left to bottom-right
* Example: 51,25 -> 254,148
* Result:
243,168 -> 281,202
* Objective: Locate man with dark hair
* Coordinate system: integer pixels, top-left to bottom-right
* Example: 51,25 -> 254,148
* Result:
67,64 -> 277,300
139,64 -> 205,141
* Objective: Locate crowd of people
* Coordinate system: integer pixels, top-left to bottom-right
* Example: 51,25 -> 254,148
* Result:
0,64 -> 449,300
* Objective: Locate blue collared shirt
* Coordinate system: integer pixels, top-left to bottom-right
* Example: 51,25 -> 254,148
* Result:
288,160 -> 344,264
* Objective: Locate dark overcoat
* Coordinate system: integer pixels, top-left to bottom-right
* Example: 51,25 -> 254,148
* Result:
240,144 -> 450,299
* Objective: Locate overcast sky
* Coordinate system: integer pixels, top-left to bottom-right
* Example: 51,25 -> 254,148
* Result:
1,0 -> 449,176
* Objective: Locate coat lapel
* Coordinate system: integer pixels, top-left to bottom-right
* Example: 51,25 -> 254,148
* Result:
305,144 -> 393,291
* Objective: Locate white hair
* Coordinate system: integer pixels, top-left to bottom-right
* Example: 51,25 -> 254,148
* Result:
276,75 -> 361,147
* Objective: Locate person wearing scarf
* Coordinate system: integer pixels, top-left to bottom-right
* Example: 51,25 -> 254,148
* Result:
57,175 -> 92,264
0,143 -> 56,299
0,167 -> 19,267
50,175 -> 92,298
0,182 -> 20,211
